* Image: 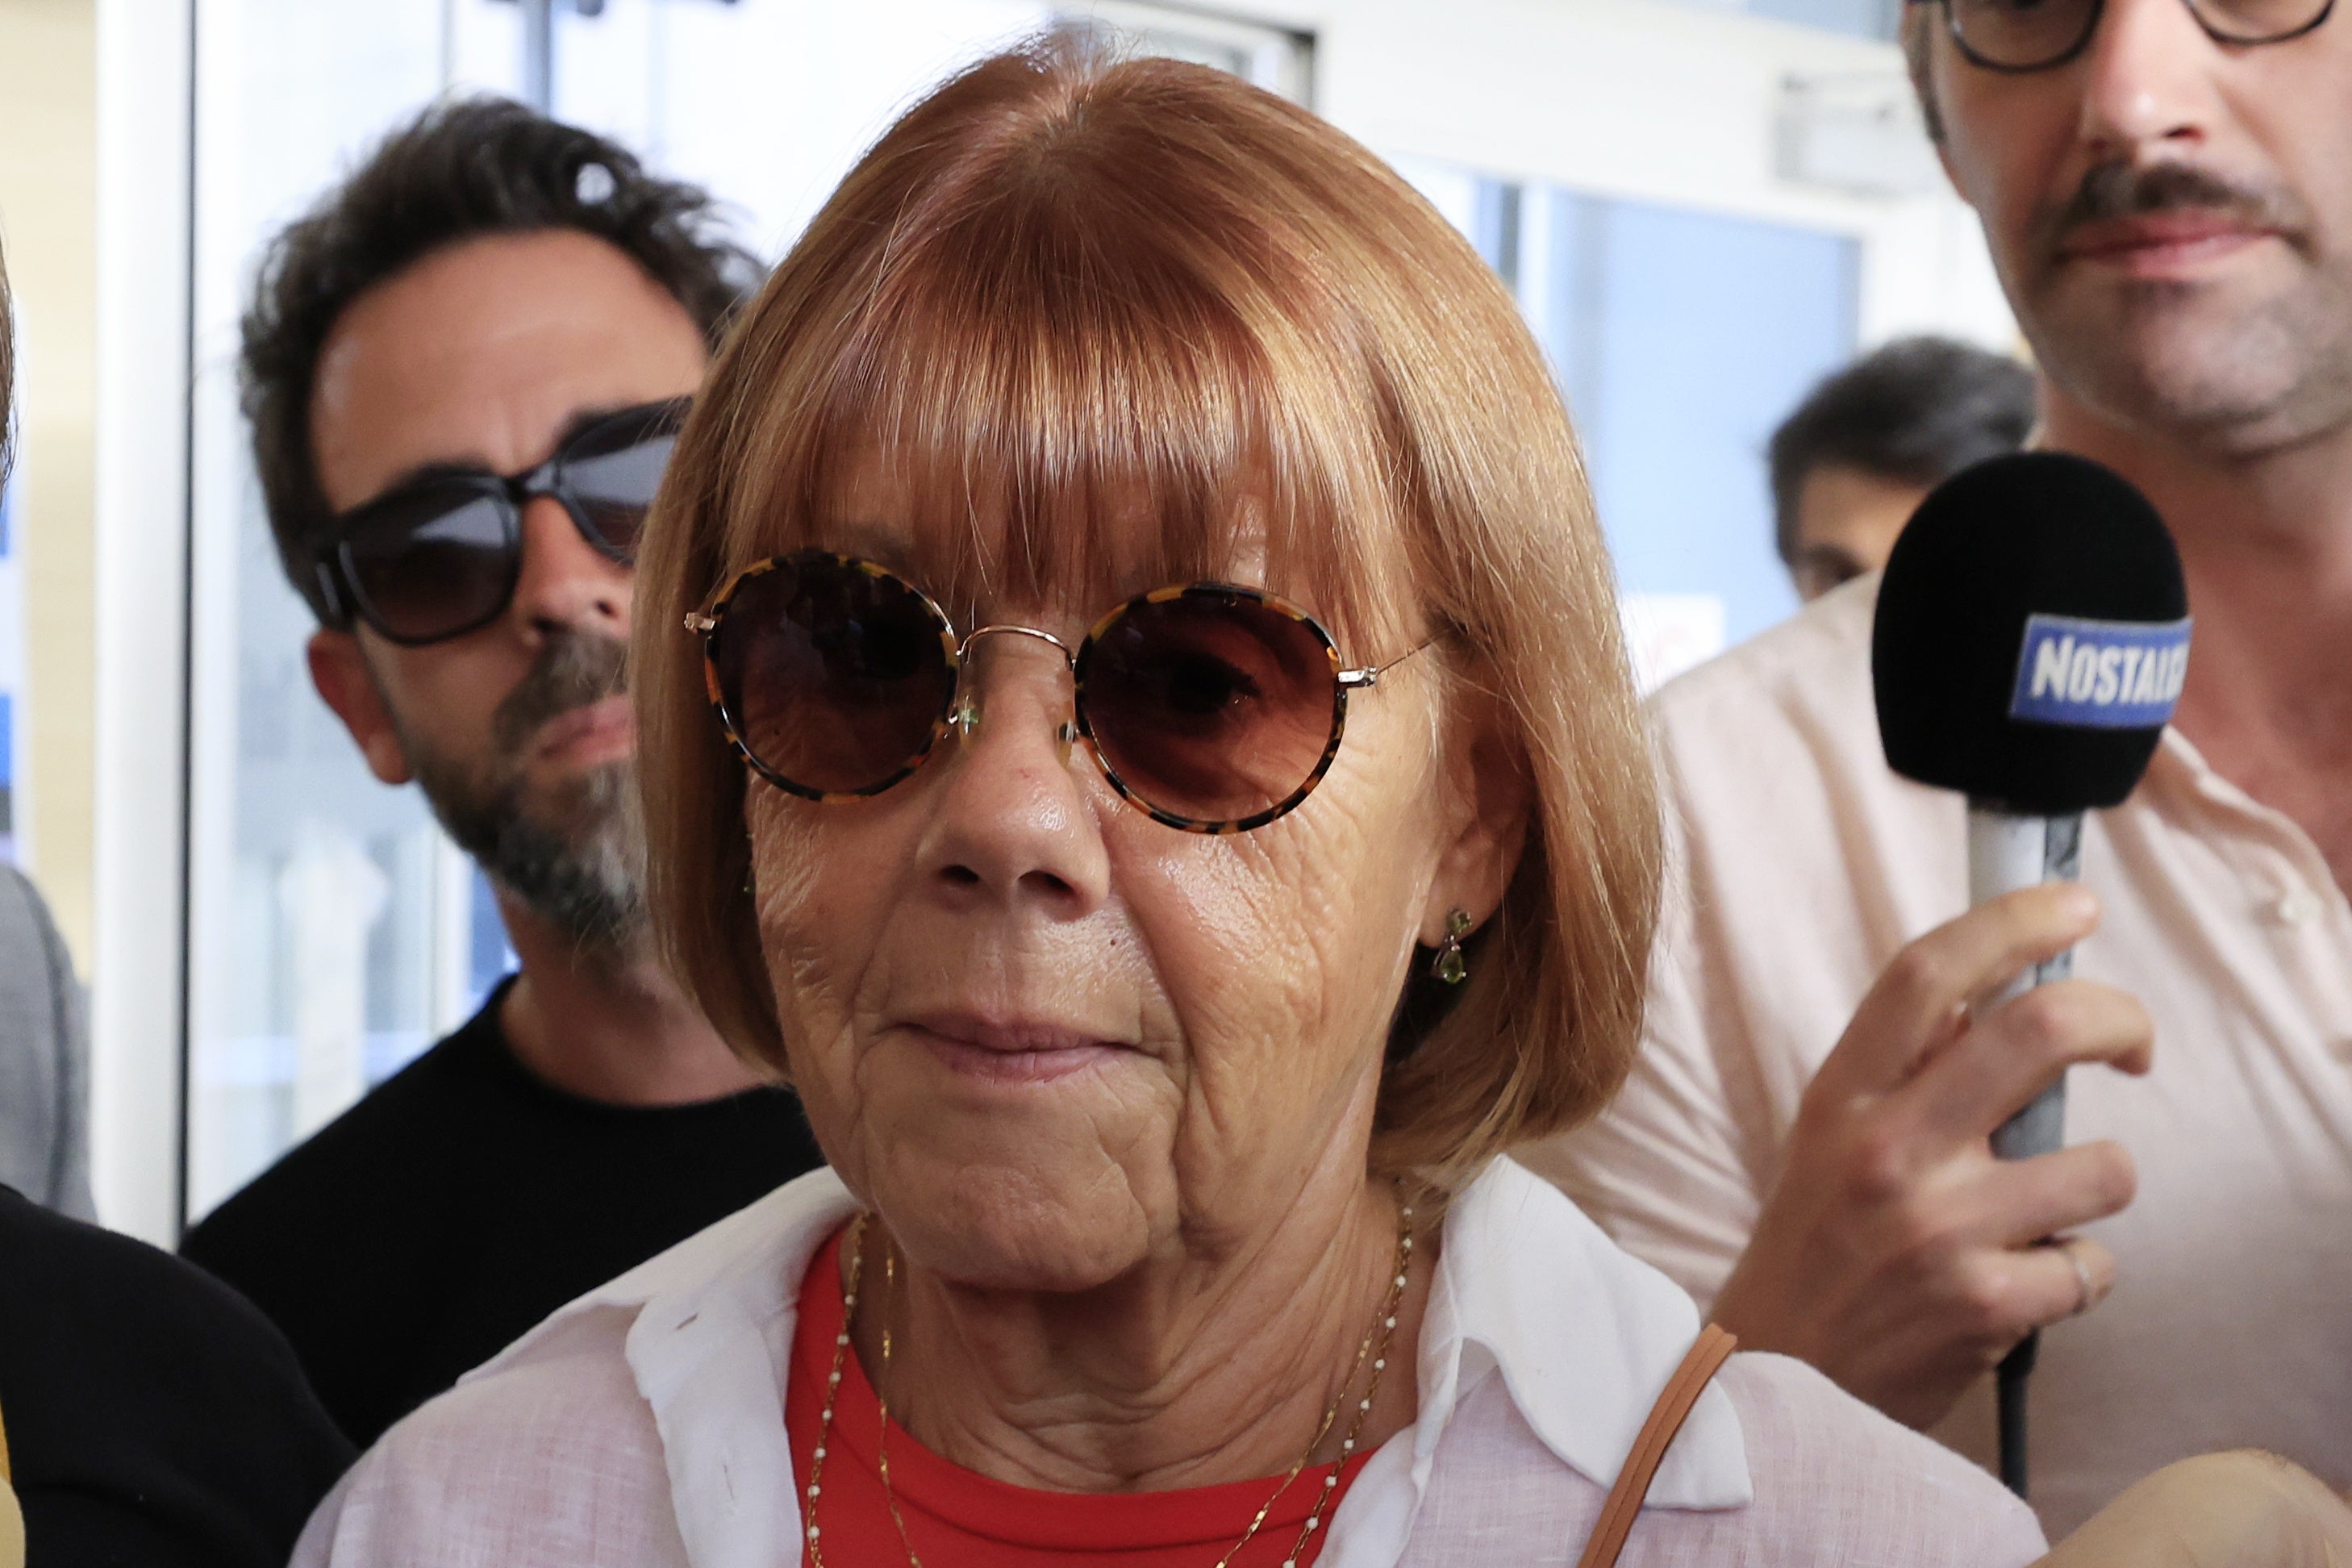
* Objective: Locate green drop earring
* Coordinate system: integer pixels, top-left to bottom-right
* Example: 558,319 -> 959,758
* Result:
1431,908 -> 1474,985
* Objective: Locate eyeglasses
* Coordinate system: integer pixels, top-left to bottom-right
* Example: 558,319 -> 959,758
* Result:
1913,0 -> 2333,73
686,550 -> 1430,834
314,397 -> 691,645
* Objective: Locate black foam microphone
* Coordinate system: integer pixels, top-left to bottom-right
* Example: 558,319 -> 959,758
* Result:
1872,450 -> 2188,1499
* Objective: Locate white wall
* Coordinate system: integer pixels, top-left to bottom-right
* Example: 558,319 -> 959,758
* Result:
92,0 -> 194,1245
565,0 -> 2012,351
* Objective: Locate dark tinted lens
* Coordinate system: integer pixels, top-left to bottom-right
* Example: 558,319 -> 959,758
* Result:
1080,590 -> 1340,828
339,482 -> 518,644
558,403 -> 686,559
1948,0 -> 2100,65
711,553 -> 958,797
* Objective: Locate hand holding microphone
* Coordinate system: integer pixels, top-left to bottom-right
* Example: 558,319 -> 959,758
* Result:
1712,454 -> 2182,1464
1708,884 -> 2149,1426
1879,452 -> 2187,1496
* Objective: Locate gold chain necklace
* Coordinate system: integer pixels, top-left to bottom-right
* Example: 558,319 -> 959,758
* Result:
803,1195 -> 1416,1568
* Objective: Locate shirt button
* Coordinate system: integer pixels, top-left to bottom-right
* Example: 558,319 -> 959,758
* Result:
2269,886 -> 2323,927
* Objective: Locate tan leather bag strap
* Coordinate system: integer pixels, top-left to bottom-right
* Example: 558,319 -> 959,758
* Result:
1575,1324 -> 1738,1568
0,1387 -> 22,1568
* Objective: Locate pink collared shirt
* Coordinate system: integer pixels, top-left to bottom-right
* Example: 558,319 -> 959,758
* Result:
1526,573 -> 2352,1537
288,1160 -> 2040,1566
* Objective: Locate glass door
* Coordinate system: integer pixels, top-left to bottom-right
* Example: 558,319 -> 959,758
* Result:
183,0 -> 526,1223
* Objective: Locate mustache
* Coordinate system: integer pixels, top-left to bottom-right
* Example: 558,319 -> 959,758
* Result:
2041,159 -> 2310,254
492,633 -> 630,757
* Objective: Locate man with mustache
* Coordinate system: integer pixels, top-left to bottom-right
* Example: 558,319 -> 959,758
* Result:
1529,0 -> 2352,1532
178,100 -> 824,1450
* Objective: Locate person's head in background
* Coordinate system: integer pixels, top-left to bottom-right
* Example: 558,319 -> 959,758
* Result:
241,98 -> 757,963
1768,336 -> 2036,600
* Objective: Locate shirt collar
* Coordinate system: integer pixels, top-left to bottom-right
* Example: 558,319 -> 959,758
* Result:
1407,1157 -> 1751,1510
466,1167 -> 860,1568
473,1159 -> 1749,1568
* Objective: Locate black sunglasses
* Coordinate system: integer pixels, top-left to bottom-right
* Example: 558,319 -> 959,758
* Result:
314,396 -> 691,646
1912,0 -> 2333,73
686,550 -> 1431,834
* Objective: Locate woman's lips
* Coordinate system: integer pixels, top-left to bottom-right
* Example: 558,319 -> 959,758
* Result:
532,695 -> 636,769
902,1014 -> 1132,1085
2058,213 -> 2278,278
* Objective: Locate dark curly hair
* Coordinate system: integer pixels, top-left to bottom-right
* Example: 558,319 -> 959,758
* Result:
1768,336 -> 2037,565
241,96 -> 761,621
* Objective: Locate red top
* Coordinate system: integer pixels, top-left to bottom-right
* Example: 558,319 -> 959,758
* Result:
786,1228 -> 1373,1567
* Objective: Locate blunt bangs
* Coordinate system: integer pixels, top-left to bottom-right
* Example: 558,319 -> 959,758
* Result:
704,78 -> 1409,645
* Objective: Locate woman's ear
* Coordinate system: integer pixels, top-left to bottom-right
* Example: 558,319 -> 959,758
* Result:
1419,673 -> 1533,947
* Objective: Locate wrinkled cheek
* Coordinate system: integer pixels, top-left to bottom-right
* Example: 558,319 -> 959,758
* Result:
1148,852 -> 1373,1168
744,799 -> 869,1108
1167,799 -> 1430,1186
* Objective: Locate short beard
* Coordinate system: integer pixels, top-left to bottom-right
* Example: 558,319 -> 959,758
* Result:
2020,159 -> 2352,451
393,634 -> 649,957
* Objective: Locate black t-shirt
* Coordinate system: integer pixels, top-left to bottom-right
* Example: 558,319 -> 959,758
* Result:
179,980 -> 824,1449
0,1185 -> 353,1566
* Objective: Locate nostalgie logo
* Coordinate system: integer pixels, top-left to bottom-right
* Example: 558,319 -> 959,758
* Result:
2008,612 -> 2192,730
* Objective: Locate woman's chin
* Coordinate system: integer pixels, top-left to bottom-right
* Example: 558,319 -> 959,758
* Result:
865,1156 -> 1167,1295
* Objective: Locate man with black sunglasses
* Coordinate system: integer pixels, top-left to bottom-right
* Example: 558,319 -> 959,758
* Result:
1533,0 -> 2352,1533
178,99 -> 824,1451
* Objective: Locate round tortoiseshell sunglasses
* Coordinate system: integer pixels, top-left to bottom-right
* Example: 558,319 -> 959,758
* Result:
686,550 -> 1429,834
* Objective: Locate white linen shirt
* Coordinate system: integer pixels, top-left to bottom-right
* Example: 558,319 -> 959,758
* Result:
1527,573 -> 2352,1537
293,1157 -> 2041,1567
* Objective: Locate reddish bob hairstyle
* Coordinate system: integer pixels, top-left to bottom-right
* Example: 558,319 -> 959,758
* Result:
632,36 -> 1659,1184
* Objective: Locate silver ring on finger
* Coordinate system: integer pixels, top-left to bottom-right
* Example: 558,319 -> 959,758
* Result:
2050,1236 -> 2096,1318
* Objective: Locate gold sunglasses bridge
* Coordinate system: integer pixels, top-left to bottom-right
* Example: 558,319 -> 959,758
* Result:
958,623 -> 1076,661
949,623 -> 1081,753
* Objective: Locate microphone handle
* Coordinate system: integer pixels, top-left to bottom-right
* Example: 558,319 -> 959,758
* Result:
1965,804 -> 2084,1501
1966,805 -> 2084,1161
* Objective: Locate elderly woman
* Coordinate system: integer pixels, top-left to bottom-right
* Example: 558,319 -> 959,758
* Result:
294,41 -> 2046,1568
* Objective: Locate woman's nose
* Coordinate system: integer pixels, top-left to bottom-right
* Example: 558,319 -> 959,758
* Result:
913,639 -> 1111,916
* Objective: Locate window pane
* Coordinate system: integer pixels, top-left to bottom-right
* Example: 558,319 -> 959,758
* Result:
1422,166 -> 1859,682
1583,198 -> 1857,652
